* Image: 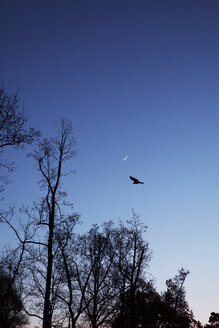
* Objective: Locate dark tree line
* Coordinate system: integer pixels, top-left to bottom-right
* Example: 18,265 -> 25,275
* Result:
0,86 -> 218,328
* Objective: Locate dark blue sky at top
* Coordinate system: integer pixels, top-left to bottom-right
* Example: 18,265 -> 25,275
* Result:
1,1 -> 219,324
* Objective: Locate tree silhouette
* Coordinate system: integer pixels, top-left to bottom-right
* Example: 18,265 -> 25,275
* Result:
28,119 -> 76,328
110,212 -> 151,328
54,213 -> 152,328
77,224 -> 116,328
161,268 -> 193,328
1,119 -> 77,328
205,312 -> 219,328
112,280 -> 163,328
0,84 -> 40,192
0,267 -> 28,328
54,213 -> 84,328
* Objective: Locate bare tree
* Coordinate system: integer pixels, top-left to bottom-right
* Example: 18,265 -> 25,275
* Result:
0,208 -> 32,328
28,118 -> 76,328
77,223 -> 117,328
56,221 -> 120,328
54,214 -> 90,328
0,119 -> 77,327
110,212 -> 152,328
68,214 -> 151,328
0,84 -> 40,192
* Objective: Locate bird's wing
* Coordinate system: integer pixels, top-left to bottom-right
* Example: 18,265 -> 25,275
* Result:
130,176 -> 139,183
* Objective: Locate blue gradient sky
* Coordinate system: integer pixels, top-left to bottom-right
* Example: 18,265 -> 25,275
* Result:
1,0 -> 219,325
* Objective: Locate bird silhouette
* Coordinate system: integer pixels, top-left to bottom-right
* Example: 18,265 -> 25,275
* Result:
130,176 -> 144,184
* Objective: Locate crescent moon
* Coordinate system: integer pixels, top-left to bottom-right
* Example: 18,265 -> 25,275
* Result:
122,154 -> 128,161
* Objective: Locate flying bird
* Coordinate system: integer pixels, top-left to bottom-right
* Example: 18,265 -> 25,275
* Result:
130,176 -> 144,184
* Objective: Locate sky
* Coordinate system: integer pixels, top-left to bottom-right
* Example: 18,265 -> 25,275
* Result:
1,0 -> 219,325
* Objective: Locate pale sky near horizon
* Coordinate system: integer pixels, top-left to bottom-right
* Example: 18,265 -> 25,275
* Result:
1,0 -> 219,325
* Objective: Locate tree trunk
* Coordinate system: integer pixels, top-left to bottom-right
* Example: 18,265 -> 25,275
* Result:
42,196 -> 55,328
